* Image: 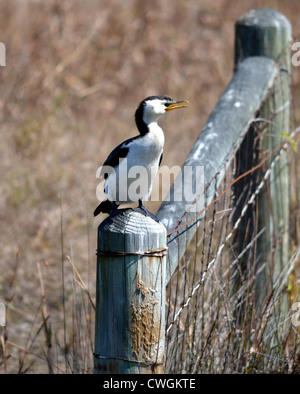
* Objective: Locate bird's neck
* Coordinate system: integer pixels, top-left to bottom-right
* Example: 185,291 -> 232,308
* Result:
136,115 -> 165,146
136,117 -> 148,135
146,122 -> 165,147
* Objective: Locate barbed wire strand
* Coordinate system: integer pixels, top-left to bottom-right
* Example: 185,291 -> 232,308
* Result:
165,128 -> 298,335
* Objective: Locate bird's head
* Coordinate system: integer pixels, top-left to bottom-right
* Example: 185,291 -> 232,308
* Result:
135,95 -> 189,134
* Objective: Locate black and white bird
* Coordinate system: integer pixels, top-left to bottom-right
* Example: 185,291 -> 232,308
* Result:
94,95 -> 189,220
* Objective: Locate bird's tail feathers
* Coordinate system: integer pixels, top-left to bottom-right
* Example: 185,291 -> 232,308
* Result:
94,200 -> 112,216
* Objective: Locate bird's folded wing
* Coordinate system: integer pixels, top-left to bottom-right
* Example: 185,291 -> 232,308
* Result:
100,136 -> 139,179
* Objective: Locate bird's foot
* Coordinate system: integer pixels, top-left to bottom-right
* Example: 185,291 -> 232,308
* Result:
109,202 -> 121,219
109,203 -> 134,221
134,201 -> 159,223
109,208 -> 119,219
134,207 -> 159,222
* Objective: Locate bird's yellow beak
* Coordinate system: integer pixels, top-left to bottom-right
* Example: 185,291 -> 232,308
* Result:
165,100 -> 189,111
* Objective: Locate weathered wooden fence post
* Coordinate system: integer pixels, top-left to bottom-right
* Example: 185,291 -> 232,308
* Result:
233,9 -> 292,312
94,210 -> 167,374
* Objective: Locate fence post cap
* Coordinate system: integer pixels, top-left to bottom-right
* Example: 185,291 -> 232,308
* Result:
98,209 -> 166,234
236,8 -> 291,28
235,8 -> 292,66
97,209 -> 167,254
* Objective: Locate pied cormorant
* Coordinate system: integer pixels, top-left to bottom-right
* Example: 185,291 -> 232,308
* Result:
94,95 -> 189,221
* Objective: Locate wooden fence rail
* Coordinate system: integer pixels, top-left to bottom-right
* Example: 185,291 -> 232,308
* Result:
94,8 -> 292,374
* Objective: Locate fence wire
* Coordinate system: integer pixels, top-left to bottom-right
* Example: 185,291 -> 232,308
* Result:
164,54 -> 300,374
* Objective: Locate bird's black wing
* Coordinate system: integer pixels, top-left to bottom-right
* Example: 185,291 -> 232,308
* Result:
101,135 -> 140,179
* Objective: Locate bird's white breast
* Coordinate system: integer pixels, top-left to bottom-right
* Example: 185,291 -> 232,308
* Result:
127,123 -> 164,163
105,123 -> 164,204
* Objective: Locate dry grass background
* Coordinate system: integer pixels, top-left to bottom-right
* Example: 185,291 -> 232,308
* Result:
0,0 -> 299,373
